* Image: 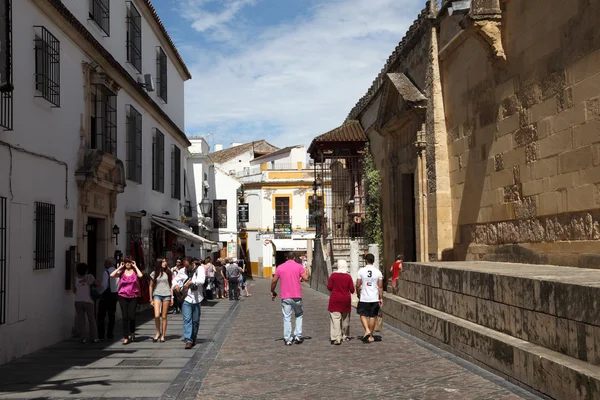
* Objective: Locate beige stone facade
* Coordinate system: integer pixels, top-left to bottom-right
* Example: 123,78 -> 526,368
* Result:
348,0 -> 600,270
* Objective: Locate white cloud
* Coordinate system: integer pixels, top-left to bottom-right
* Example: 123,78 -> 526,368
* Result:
180,0 -> 426,149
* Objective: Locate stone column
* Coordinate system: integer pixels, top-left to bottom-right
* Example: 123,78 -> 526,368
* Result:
425,24 -> 454,260
414,127 -> 429,262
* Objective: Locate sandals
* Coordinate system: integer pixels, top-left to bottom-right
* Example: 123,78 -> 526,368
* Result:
122,339 -> 130,345
360,333 -> 374,343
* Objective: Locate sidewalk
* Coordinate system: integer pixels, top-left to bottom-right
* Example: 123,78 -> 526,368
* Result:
196,279 -> 542,400
0,297 -> 237,400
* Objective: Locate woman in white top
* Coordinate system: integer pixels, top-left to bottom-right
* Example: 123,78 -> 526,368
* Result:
149,258 -> 174,342
73,263 -> 100,343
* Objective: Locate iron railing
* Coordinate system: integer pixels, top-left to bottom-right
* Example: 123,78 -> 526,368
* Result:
156,47 -> 167,103
126,2 -> 142,72
152,128 -> 165,192
126,105 -> 142,183
0,0 -> 13,130
34,26 -> 60,107
34,202 -> 55,270
0,196 -> 6,324
171,145 -> 181,200
89,0 -> 110,36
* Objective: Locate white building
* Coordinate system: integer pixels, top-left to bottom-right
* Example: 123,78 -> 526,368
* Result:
0,0 -> 204,364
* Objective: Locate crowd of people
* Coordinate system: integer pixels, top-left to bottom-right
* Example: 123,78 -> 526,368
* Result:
72,255 -> 251,348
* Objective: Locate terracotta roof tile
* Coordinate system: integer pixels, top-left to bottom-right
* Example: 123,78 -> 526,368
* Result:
209,140 -> 279,164
308,120 -> 367,155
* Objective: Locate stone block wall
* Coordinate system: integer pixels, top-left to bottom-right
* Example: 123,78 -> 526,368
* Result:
399,262 -> 600,367
443,0 -> 600,267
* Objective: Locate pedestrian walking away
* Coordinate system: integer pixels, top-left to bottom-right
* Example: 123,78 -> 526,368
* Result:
111,257 -> 143,345
214,259 -> 226,299
327,259 -> 355,345
271,251 -> 309,346
150,258 -> 174,342
356,253 -> 383,343
73,263 -> 101,343
172,257 -> 205,349
225,259 -> 242,300
97,257 -> 119,340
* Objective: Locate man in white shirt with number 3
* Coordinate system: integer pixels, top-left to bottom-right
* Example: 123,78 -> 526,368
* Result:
356,253 -> 383,343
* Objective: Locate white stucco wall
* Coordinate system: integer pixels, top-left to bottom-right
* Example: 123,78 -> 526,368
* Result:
213,168 -> 241,246
61,0 -> 186,129
0,0 -> 190,365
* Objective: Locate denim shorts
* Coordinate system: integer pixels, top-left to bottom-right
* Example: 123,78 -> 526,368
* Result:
153,295 -> 172,302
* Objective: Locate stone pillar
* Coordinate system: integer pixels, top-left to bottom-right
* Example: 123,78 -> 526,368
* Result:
425,24 -> 454,260
368,243 -> 379,270
415,127 -> 429,262
349,239 -> 359,282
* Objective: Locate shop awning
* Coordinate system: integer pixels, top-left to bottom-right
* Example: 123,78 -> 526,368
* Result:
151,216 -> 217,245
270,239 -> 308,251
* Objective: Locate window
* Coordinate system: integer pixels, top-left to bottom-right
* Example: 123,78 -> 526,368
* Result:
89,0 -> 109,36
126,105 -> 142,183
171,145 -> 181,199
90,87 -> 117,155
152,128 -> 165,192
34,202 -> 55,270
156,47 -> 167,103
0,196 -> 6,324
0,0 -> 13,130
213,200 -> 227,229
34,26 -> 60,107
183,169 -> 187,198
275,197 -> 290,224
126,215 -> 141,247
126,3 -> 141,72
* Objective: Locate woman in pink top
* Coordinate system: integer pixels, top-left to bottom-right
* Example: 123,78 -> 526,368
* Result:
111,257 -> 143,345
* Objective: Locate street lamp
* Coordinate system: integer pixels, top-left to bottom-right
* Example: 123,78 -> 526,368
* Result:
112,224 -> 120,246
199,197 -> 212,217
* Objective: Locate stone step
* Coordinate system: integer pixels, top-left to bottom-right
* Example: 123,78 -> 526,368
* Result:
398,261 -> 600,367
383,293 -> 600,399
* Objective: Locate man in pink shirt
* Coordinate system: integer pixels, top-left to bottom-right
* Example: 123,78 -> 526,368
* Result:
271,252 -> 309,345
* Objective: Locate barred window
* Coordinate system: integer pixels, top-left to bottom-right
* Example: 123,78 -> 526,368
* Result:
126,215 -> 142,247
34,202 -> 55,270
126,3 -> 141,72
90,87 -> 117,155
156,47 -> 167,103
126,105 -> 142,183
0,0 -> 13,130
275,197 -> 290,224
34,26 -> 60,107
89,0 -> 109,36
213,200 -> 227,229
0,196 -> 6,324
171,145 -> 181,200
152,128 -> 165,192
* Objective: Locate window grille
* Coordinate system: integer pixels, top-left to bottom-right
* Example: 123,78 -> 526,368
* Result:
34,26 -> 60,107
213,200 -> 227,229
152,128 -> 165,192
0,197 -> 6,324
126,3 -> 142,72
126,216 -> 142,247
156,47 -> 167,103
0,0 -> 13,130
126,105 -> 142,183
89,0 -> 110,36
171,145 -> 181,200
90,87 -> 117,155
34,202 -> 55,270
308,195 -> 318,228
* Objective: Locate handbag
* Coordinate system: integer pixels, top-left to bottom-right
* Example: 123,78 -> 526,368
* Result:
90,282 -> 101,301
374,309 -> 383,332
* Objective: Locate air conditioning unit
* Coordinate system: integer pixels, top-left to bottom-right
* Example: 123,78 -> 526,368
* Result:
137,73 -> 155,92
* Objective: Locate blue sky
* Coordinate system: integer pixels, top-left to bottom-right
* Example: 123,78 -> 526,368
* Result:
153,0 -> 426,150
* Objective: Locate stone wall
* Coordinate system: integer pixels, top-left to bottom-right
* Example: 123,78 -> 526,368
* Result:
443,0 -> 600,267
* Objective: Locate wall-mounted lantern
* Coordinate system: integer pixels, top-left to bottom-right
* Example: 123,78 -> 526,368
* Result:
112,224 -> 120,245
83,221 -> 94,240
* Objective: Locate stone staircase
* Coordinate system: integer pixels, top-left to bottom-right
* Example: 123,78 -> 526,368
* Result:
383,261 -> 600,399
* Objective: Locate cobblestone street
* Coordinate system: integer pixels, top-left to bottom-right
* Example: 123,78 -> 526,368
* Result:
195,279 -> 541,400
